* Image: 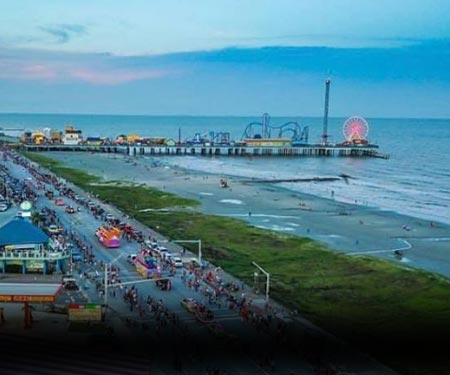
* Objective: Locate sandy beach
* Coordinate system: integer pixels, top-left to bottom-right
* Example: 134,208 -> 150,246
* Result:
43,152 -> 450,277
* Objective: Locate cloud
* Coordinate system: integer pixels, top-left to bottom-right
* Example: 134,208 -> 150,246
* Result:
70,68 -> 169,85
0,47 -> 174,84
39,24 -> 87,44
0,38 -> 449,86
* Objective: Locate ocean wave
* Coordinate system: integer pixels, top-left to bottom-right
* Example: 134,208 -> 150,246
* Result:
219,199 -> 244,205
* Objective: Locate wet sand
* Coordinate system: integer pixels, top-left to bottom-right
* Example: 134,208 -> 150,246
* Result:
45,152 -> 450,277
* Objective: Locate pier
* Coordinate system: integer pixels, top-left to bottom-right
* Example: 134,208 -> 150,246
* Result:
21,144 -> 390,159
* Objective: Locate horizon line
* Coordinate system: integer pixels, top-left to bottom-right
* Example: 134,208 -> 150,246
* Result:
0,111 -> 449,121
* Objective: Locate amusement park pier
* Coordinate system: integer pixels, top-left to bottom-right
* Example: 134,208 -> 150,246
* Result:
21,142 -> 388,159
18,80 -> 389,159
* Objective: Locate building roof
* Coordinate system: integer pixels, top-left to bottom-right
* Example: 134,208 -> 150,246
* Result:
0,283 -> 62,302
0,218 -> 49,246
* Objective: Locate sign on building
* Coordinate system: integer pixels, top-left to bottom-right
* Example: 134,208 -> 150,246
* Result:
68,304 -> 102,321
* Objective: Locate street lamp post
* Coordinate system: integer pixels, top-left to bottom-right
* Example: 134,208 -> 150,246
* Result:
104,253 -> 125,311
104,263 -> 108,308
252,261 -> 270,302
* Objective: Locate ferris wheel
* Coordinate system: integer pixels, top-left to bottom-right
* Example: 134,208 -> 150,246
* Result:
342,116 -> 369,142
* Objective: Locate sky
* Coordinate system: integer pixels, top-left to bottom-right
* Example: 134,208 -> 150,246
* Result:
0,0 -> 449,117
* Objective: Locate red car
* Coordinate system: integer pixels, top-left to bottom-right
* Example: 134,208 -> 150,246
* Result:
55,198 -> 65,206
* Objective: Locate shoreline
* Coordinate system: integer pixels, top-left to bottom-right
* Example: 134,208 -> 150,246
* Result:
42,151 -> 450,277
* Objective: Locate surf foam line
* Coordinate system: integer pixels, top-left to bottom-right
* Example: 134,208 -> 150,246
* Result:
348,239 -> 412,255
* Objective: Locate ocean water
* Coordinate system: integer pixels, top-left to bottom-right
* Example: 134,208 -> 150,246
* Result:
1,113 -> 449,224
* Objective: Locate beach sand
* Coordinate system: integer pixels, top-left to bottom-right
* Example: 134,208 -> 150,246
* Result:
45,152 -> 450,277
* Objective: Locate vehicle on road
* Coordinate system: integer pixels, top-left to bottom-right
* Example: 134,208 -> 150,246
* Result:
38,209 -> 48,220
45,190 -> 54,199
62,275 -> 79,290
0,201 -> 10,212
105,213 -> 115,221
71,250 -> 83,262
171,257 -> 183,268
134,254 -> 161,279
189,258 -> 204,270
55,197 -> 65,206
127,254 -> 137,265
155,278 -> 172,291
46,224 -> 64,235
155,246 -> 168,256
65,205 -> 75,214
96,226 -> 121,248
181,298 -> 197,313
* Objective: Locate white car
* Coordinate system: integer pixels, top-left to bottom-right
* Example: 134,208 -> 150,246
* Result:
172,257 -> 183,268
156,246 -> 168,255
106,213 -> 115,221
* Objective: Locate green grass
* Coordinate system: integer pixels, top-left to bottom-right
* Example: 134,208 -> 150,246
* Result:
22,151 -> 450,375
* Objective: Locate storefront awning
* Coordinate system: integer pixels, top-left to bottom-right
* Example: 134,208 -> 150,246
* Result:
0,283 -> 62,302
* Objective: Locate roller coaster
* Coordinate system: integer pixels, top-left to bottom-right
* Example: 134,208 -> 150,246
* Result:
184,113 -> 309,147
241,113 -> 309,145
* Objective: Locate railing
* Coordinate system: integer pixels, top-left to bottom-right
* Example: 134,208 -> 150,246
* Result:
0,249 -> 71,261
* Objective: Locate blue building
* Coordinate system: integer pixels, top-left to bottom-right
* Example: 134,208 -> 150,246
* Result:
0,218 -> 70,274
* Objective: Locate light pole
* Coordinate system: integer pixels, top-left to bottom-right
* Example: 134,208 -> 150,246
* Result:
254,271 -> 259,291
252,261 -> 270,302
104,253 -> 125,310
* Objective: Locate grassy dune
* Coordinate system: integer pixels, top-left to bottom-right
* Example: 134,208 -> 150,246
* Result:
22,151 -> 450,375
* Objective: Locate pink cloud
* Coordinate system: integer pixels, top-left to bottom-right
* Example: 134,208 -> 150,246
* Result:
70,68 -> 169,85
21,64 -> 58,79
0,63 -> 58,81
